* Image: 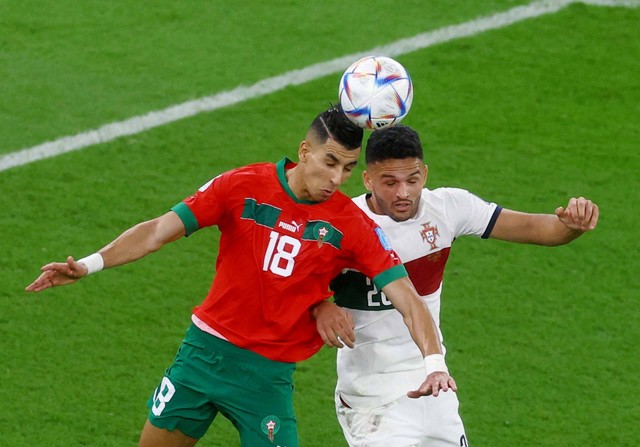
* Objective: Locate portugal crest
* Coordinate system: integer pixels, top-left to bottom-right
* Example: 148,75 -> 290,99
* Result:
419,221 -> 439,250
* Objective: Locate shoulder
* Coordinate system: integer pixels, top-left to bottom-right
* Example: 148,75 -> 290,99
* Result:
423,187 -> 488,209
192,163 -> 277,203
213,162 -> 276,188
419,187 -> 487,224
333,191 -> 362,208
322,193 -> 375,228
425,186 -> 473,201
228,161 -> 275,178
350,193 -> 368,210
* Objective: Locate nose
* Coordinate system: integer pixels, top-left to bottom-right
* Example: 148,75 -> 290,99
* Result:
397,182 -> 409,198
330,167 -> 343,186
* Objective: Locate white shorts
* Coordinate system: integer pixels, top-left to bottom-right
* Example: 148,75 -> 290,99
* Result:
335,390 -> 468,447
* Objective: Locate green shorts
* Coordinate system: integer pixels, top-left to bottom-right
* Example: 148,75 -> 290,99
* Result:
147,324 -> 298,446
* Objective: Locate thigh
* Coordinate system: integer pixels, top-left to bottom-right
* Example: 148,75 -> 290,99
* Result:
335,393 -> 422,447
147,325 -> 299,446
218,357 -> 298,447
138,419 -> 198,447
234,411 -> 298,447
336,392 -> 468,447
146,333 -> 221,439
421,390 -> 468,447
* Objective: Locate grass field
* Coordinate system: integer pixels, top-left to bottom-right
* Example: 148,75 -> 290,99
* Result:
1,1 -> 639,446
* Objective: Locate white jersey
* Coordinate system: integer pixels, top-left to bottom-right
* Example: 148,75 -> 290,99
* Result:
333,187 -> 501,409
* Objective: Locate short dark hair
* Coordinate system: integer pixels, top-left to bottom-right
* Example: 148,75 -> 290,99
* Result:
365,125 -> 424,165
309,104 -> 363,150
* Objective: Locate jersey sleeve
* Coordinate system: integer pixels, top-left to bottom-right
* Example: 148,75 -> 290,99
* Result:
444,188 -> 502,239
346,213 -> 407,290
171,171 -> 233,236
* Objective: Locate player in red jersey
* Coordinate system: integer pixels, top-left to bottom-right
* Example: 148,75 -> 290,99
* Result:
26,106 -> 455,447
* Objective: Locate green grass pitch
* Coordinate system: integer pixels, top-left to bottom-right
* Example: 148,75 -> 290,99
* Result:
1,1 -> 638,446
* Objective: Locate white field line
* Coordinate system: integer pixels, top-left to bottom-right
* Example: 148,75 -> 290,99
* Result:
580,0 -> 640,6
1,0 -> 638,173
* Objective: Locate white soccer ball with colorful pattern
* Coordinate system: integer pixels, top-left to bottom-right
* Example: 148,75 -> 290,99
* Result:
339,56 -> 414,130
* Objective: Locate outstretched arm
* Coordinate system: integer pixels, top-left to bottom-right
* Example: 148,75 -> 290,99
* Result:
381,276 -> 457,398
489,197 -> 599,245
25,211 -> 185,292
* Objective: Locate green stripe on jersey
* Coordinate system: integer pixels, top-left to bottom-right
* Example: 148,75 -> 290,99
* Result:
302,220 -> 343,249
372,264 -> 407,290
241,198 -> 281,228
172,202 -> 199,236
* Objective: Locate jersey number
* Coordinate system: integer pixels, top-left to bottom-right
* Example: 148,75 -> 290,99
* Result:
366,277 -> 391,307
151,376 -> 176,416
263,231 -> 301,277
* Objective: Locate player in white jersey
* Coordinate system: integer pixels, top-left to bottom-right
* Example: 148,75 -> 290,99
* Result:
312,125 -> 599,447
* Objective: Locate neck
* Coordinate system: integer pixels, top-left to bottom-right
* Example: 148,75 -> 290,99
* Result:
285,164 -> 306,200
366,194 -> 382,215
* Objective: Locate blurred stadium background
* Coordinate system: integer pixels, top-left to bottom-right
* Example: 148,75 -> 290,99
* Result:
1,1 -> 638,445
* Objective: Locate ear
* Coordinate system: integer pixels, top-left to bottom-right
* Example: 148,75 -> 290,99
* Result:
299,140 -> 310,161
422,164 -> 429,186
362,170 -> 373,192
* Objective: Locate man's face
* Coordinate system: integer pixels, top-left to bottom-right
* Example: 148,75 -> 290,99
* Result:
297,137 -> 360,202
363,158 -> 427,222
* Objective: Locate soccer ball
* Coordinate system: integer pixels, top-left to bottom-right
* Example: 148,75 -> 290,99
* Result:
338,56 -> 413,130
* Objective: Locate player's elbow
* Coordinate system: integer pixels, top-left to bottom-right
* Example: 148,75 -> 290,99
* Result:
136,219 -> 169,254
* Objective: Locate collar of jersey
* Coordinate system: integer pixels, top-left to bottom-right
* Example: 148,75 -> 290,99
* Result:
276,157 -> 318,205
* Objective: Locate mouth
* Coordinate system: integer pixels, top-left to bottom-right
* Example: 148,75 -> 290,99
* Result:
393,201 -> 412,212
320,189 -> 335,198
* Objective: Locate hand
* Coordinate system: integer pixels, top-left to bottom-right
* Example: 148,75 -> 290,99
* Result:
25,256 -> 89,292
407,371 -> 458,398
311,300 -> 355,348
555,197 -> 599,232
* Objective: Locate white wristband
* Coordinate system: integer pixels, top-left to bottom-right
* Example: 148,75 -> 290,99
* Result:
77,253 -> 104,275
424,354 -> 448,375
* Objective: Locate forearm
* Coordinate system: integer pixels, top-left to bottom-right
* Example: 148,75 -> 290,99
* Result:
491,211 -> 584,246
96,212 -> 185,269
401,300 -> 443,357
522,214 -> 583,246
97,220 -> 161,268
381,278 -> 443,357
26,212 -> 185,292
542,216 -> 584,245
379,279 -> 455,395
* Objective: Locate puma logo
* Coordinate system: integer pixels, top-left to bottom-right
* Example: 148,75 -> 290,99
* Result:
278,220 -> 303,233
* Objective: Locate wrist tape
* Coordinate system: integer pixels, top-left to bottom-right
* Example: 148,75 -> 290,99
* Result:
77,253 -> 104,275
424,353 -> 448,375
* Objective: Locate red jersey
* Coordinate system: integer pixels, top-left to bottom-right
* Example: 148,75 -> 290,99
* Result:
171,158 -> 406,362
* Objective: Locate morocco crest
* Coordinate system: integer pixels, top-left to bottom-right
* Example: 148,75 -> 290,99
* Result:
261,415 -> 281,442
420,222 -> 439,250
